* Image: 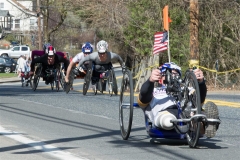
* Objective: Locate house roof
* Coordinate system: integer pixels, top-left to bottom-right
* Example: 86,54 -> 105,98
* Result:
7,0 -> 37,16
0,10 -> 14,17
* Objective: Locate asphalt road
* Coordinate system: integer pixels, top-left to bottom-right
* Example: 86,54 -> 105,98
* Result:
0,69 -> 240,160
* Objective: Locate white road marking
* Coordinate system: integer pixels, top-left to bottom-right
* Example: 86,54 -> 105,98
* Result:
0,126 -> 88,160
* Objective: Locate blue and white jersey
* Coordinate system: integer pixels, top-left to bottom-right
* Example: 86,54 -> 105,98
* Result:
147,86 -> 176,120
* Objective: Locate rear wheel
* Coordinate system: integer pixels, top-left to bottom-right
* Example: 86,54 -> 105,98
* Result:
83,68 -> 92,95
112,71 -> 118,95
50,80 -> 54,90
32,75 -> 40,91
183,71 -> 201,148
32,66 -> 42,91
108,70 -> 114,96
119,69 -> 133,140
55,69 -> 61,91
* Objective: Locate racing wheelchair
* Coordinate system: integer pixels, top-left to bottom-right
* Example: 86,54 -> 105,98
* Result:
119,67 -> 221,148
30,64 -> 64,91
30,51 -> 65,91
81,62 -> 118,96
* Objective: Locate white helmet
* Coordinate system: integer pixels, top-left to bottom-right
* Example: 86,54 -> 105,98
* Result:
97,40 -> 108,53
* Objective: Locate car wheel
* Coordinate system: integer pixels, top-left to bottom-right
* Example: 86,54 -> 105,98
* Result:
4,67 -> 11,73
1,54 -> 9,58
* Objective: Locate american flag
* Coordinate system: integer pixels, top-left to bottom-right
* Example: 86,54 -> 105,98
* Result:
153,31 -> 168,55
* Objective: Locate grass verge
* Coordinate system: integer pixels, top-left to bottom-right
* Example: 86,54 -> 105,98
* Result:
0,73 -> 17,78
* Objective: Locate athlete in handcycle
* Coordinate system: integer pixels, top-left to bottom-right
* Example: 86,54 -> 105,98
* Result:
76,40 -> 124,95
29,43 -> 69,91
119,62 -> 221,148
64,42 -> 94,93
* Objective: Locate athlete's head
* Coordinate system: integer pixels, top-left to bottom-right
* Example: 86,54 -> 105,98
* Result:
160,62 -> 181,77
82,42 -> 93,55
96,40 -> 108,61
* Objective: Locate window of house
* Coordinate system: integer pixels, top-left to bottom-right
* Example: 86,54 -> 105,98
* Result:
11,19 -> 13,28
0,3 -> 4,9
15,19 -> 20,29
30,19 -> 36,30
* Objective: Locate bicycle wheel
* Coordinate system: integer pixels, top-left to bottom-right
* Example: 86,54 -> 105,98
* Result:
83,68 -> 92,95
108,70 -> 114,96
119,69 -> 133,140
50,81 -> 53,90
112,71 -> 118,95
30,76 -> 33,88
60,71 -> 64,89
32,66 -> 41,91
21,77 -> 24,87
55,69 -> 60,91
183,71 -> 201,148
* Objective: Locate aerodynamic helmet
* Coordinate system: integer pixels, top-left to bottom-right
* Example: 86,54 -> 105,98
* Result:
96,40 -> 108,53
82,42 -> 93,54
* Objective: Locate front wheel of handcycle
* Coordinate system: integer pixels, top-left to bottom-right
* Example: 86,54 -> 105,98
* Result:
119,69 -> 133,140
183,70 -> 201,148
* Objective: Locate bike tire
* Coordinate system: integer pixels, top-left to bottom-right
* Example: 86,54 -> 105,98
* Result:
83,68 -> 92,95
30,76 -> 33,88
183,71 -> 201,148
32,65 -> 42,91
108,70 -> 114,96
32,75 -> 40,91
55,69 -> 60,91
51,80 -> 54,90
119,69 -> 133,140
112,70 -> 118,95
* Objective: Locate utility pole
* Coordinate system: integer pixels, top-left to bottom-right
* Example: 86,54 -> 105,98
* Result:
189,0 -> 199,67
37,0 -> 42,50
42,0 -> 49,43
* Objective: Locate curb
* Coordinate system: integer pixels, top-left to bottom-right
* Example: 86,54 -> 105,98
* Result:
0,78 -> 21,84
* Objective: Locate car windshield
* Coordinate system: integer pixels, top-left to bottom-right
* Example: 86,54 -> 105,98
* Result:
5,58 -> 15,63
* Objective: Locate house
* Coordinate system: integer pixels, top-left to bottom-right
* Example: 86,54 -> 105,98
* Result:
0,0 -> 38,41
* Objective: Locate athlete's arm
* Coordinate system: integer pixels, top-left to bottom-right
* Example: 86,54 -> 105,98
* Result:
30,54 -> 46,72
111,52 -> 124,66
138,79 -> 154,108
65,61 -> 76,83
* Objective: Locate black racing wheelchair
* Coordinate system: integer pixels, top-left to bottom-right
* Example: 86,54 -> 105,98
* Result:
30,64 -> 64,91
119,67 -> 221,148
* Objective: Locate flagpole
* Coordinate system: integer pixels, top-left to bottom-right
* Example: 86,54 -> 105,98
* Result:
167,31 -> 170,63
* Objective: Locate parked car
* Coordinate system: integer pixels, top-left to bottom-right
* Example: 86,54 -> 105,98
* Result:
0,45 -> 31,59
0,57 -> 17,73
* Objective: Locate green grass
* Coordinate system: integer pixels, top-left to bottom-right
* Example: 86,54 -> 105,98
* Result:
0,73 -> 18,78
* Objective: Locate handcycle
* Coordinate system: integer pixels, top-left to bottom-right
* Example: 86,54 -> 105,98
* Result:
119,67 -> 221,148
31,64 -> 64,91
